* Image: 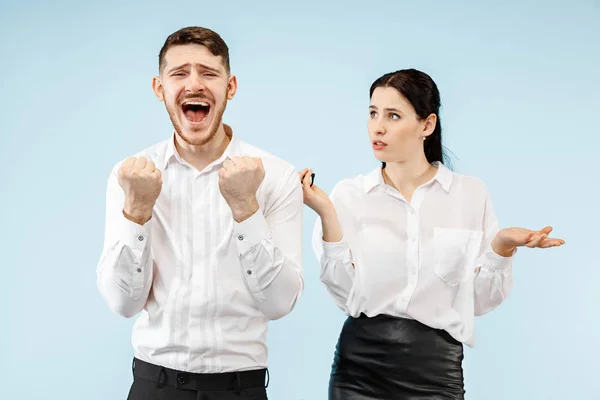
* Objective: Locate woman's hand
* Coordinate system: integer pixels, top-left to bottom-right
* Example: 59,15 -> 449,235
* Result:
491,226 -> 565,257
299,168 -> 334,217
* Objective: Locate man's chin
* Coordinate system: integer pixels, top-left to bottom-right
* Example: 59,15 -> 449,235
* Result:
177,121 -> 220,146
177,131 -> 210,146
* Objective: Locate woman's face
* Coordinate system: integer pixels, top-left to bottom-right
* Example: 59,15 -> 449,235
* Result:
368,86 -> 436,163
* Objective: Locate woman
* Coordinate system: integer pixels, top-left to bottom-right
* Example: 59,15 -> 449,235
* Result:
299,69 -> 564,399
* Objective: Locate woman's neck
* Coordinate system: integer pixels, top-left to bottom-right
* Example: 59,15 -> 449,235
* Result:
382,156 -> 438,203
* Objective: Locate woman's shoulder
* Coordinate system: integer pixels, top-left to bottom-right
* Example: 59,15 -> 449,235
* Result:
328,168 -> 381,204
332,169 -> 378,191
448,169 -> 490,196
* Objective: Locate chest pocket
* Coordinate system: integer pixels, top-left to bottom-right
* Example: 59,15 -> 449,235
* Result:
434,227 -> 483,286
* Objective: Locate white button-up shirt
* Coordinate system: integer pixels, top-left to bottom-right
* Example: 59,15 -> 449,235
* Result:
313,163 -> 513,346
97,128 -> 304,373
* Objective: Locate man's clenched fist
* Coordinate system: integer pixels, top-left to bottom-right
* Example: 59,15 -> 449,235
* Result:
118,156 -> 162,225
218,156 -> 265,222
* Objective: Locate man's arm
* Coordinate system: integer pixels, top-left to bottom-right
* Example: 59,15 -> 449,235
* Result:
96,157 -> 161,318
219,157 -> 304,320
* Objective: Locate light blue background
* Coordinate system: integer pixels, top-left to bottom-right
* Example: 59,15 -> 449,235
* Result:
1,0 -> 599,399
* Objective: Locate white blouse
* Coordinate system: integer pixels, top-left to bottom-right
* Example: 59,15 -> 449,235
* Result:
312,162 -> 514,346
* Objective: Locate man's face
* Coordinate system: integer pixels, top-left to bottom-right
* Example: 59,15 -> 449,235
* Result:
153,44 -> 237,146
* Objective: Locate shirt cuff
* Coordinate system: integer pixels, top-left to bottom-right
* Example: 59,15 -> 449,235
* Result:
322,239 -> 352,262
482,247 -> 516,272
322,239 -> 355,281
121,214 -> 151,260
111,215 -> 151,299
233,208 -> 270,255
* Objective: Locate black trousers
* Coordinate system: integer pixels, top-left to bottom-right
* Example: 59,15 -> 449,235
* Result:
329,314 -> 465,400
127,358 -> 269,400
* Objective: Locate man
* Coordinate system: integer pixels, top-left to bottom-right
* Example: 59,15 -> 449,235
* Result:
96,26 -> 304,400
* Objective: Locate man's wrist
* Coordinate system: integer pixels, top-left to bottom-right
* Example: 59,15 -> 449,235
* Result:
123,200 -> 153,225
230,197 -> 260,223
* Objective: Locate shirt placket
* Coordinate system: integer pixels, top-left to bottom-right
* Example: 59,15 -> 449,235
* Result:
399,203 -> 420,312
189,171 -> 212,371
174,166 -> 194,369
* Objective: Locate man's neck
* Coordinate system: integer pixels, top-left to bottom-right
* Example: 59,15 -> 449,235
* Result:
174,124 -> 232,171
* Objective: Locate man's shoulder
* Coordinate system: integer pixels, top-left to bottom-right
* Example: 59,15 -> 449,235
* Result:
110,139 -> 170,171
237,140 -> 296,176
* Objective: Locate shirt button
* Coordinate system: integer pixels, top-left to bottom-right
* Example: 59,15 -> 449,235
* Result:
138,236 -> 144,241
238,235 -> 244,241
136,268 -> 142,273
247,270 -> 252,275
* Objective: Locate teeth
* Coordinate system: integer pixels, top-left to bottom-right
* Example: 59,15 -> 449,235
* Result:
183,101 -> 209,106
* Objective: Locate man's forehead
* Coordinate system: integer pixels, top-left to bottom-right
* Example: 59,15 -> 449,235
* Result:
164,44 -> 224,69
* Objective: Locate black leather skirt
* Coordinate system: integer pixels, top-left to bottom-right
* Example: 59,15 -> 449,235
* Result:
329,314 -> 465,400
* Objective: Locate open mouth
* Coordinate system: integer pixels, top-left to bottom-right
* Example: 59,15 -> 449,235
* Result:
181,100 -> 211,123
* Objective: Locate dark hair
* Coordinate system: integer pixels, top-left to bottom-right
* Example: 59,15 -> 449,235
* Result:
158,26 -> 230,74
370,68 -> 449,167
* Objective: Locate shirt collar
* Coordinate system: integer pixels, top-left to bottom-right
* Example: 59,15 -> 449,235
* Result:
364,161 -> 453,194
363,166 -> 383,193
433,161 -> 453,192
162,124 -> 239,171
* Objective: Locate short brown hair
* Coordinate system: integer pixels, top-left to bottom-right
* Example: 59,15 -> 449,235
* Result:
158,26 -> 230,74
